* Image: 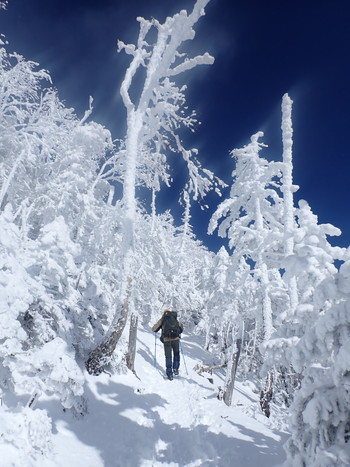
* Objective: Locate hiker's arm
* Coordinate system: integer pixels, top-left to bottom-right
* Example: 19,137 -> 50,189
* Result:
152,318 -> 163,333
179,322 -> 184,333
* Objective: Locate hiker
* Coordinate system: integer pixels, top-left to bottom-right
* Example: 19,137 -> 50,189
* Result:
152,309 -> 184,380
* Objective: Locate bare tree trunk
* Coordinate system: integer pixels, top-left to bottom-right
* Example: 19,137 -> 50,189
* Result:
27,391 -> 40,409
260,371 -> 273,418
204,315 -> 213,351
86,278 -> 131,375
126,313 -> 138,372
223,338 -> 242,406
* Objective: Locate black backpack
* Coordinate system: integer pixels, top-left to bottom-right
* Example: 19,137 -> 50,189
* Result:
162,311 -> 181,339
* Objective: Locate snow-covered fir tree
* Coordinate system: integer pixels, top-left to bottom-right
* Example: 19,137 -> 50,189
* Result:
284,257 -> 350,466
208,129 -> 286,411
262,97 -> 346,410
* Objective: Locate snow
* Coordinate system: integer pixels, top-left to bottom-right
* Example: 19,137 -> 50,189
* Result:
2,0 -> 348,463
24,327 -> 289,467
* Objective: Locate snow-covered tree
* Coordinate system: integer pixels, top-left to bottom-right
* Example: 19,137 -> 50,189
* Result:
209,132 -> 284,332
264,146 -> 344,407
86,0 -> 219,375
0,40 -> 117,423
0,49 -> 52,211
284,258 -> 350,466
208,131 -> 286,408
259,94 -> 346,417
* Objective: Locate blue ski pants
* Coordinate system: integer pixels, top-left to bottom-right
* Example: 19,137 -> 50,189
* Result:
164,340 -> 180,377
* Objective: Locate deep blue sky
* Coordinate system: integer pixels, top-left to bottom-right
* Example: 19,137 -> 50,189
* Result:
1,0 -> 350,252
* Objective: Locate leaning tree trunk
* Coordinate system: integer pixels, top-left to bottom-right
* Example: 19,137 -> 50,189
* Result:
86,277 -> 132,375
126,313 -> 138,372
223,338 -> 242,406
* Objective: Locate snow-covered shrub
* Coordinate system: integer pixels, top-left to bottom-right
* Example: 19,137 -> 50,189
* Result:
8,338 -> 84,410
0,207 -> 85,409
0,406 -> 52,466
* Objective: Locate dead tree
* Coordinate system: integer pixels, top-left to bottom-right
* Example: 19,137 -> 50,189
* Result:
223,338 -> 242,406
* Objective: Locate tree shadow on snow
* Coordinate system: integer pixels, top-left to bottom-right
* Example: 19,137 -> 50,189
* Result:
48,378 -> 287,467
137,348 -> 155,368
180,334 -> 218,365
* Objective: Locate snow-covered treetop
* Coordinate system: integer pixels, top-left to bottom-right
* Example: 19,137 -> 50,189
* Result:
208,132 -> 283,254
118,0 -> 213,113
114,0 -> 222,205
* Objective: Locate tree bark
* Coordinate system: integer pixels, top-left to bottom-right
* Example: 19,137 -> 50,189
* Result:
126,313 -> 138,372
27,391 -> 40,409
223,338 -> 242,406
260,371 -> 273,418
204,315 -> 213,351
86,278 -> 132,375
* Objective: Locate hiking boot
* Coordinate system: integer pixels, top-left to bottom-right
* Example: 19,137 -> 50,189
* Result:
173,369 -> 179,376
167,375 -> 173,381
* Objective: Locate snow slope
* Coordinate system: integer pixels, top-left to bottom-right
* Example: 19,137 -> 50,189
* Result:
37,328 -> 288,467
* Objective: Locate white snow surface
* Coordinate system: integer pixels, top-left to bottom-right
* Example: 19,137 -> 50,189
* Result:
17,328 -> 289,467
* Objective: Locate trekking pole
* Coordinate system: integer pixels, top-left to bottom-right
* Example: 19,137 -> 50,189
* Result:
179,340 -> 188,375
154,332 -> 157,368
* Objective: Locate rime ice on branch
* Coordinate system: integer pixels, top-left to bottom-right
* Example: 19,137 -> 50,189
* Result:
86,0 -> 218,375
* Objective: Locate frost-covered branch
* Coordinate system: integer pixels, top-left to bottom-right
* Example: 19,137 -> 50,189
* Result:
167,52 -> 214,76
86,0 -> 215,375
175,134 -> 225,203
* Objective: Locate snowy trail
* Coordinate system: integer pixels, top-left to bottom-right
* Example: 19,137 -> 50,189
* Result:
43,328 -> 288,467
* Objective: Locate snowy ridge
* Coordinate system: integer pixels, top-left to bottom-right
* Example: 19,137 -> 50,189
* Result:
38,328 -> 288,467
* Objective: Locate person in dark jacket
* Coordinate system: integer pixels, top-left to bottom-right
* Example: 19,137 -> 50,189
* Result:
152,309 -> 184,380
